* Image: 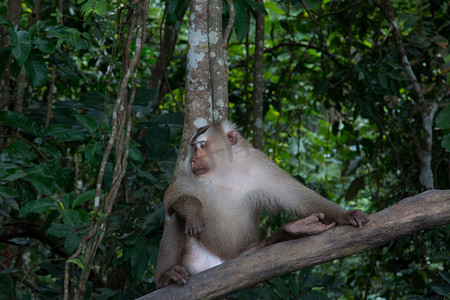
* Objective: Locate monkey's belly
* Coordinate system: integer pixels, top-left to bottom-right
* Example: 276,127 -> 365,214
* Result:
182,237 -> 225,274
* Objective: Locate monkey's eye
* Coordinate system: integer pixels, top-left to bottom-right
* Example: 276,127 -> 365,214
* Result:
191,141 -> 206,150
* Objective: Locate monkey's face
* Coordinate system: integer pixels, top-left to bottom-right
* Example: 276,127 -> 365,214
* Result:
188,126 -> 234,177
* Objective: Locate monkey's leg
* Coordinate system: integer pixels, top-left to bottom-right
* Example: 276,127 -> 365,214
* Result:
155,214 -> 189,288
240,213 -> 335,255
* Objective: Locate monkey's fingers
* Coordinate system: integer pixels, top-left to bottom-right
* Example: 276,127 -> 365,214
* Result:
164,265 -> 189,286
299,213 -> 323,224
186,218 -> 206,237
343,210 -> 368,228
324,221 -> 336,230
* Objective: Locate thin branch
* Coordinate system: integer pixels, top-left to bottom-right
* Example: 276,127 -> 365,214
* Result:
223,0 -> 234,49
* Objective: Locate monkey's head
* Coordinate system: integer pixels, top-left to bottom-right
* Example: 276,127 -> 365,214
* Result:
188,121 -> 238,177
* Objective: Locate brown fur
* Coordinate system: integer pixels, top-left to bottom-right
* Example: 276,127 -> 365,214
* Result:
155,121 -> 368,288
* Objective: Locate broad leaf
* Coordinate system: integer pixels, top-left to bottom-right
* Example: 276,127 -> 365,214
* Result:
233,0 -> 249,42
65,231 -> 81,253
72,189 -> 96,208
0,111 -> 40,136
10,29 -> 31,66
33,37 -> 56,54
131,240 -> 149,280
23,174 -> 54,195
19,198 -> 57,217
46,223 -> 73,238
436,105 -> 450,129
0,47 -> 11,76
75,114 -> 97,134
0,186 -> 19,198
85,140 -> 101,169
24,52 -> 48,88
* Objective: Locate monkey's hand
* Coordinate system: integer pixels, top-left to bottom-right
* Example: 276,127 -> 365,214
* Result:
283,213 -> 336,237
185,215 -> 205,237
338,209 -> 368,228
159,265 -> 189,287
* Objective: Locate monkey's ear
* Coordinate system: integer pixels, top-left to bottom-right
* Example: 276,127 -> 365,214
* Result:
226,131 -> 238,146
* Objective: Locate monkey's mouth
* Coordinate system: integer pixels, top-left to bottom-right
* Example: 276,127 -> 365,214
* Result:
192,168 -> 208,176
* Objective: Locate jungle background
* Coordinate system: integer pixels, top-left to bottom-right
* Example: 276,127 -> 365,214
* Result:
0,0 -> 449,299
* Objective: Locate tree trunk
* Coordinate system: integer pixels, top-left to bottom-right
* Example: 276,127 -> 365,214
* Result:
252,0 -> 265,150
147,1 -> 188,109
0,0 -> 22,111
139,189 -> 450,300
208,0 -> 228,123
179,0 -> 212,161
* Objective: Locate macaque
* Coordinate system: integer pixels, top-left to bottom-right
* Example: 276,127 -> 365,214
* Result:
155,121 -> 368,288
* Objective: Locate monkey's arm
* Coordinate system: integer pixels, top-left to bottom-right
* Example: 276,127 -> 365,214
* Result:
155,214 -> 189,288
241,213 -> 336,255
250,152 -> 368,227
167,194 -> 205,236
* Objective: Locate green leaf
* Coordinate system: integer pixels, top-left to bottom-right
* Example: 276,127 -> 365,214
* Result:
131,240 -> 149,280
48,56 -> 79,83
245,0 -> 267,15
2,140 -> 37,166
81,0 -> 107,17
436,105 -> 450,129
0,111 -> 40,136
0,47 -> 11,76
65,231 -> 81,253
10,29 -> 31,66
46,223 -> 73,237
72,189 -> 96,208
58,128 -> 87,142
441,134 -> 450,152
233,0 -> 249,42
33,37 -> 56,54
94,0 -> 107,16
24,52 -> 48,88
264,1 -> 285,15
41,124 -> 72,137
0,15 -> 12,26
67,258 -> 84,270
23,174 -> 54,195
345,176 -> 366,201
75,114 -> 97,134
128,143 -> 143,162
19,198 -> 57,217
62,192 -> 75,210
40,144 -> 62,159
167,0 -> 185,24
61,209 -> 84,227
313,80 -> 330,98
0,186 -> 19,198
85,140 -> 101,169
378,73 -> 388,89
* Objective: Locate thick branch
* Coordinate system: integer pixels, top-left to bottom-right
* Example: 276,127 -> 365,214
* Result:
139,190 -> 450,299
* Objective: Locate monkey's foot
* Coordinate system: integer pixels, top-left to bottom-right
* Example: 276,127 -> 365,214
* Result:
283,213 -> 336,237
159,265 -> 189,287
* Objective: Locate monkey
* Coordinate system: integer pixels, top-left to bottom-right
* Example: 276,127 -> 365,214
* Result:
155,120 -> 368,288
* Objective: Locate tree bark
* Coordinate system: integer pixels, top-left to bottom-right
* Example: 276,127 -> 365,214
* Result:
0,0 -> 22,111
139,189 -> 450,300
178,0 -> 212,163
147,1 -> 188,109
252,0 -> 265,150
208,0 -> 227,123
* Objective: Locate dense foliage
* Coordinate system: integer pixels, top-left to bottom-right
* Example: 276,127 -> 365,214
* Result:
0,0 -> 449,299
